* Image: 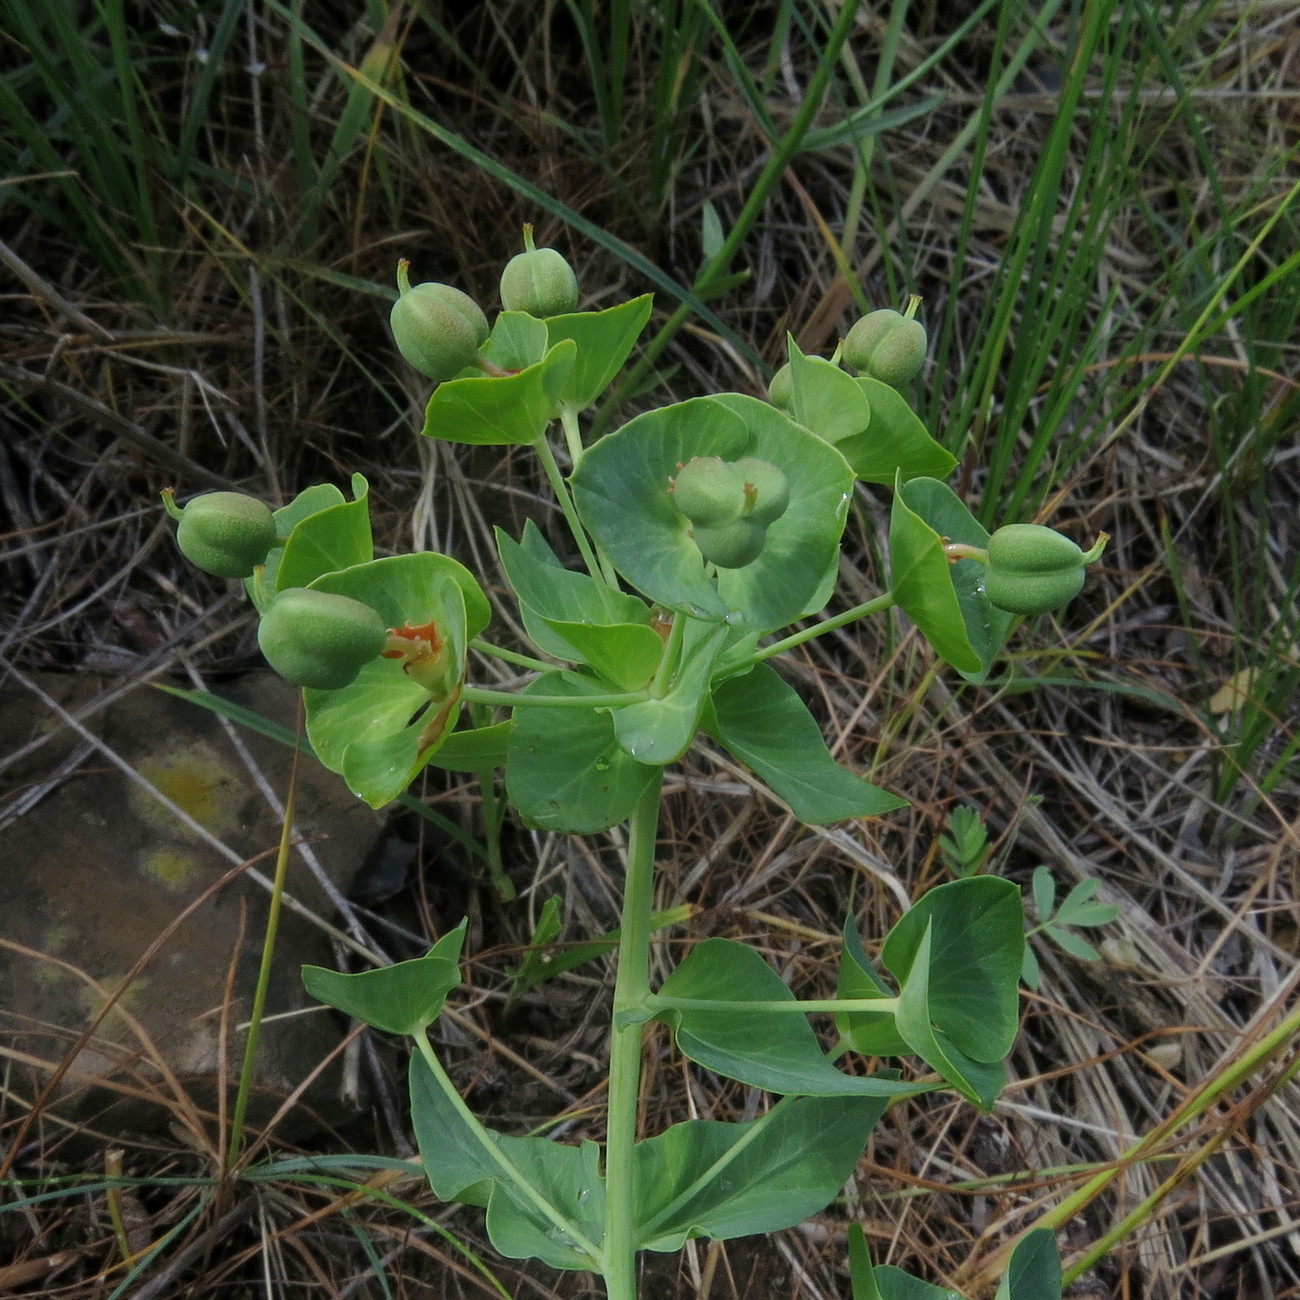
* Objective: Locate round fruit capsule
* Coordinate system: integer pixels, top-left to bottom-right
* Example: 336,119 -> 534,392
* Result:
173,491 -> 277,579
983,524 -> 1087,615
390,260 -> 489,382
257,588 -> 389,691
671,457 -> 748,528
692,518 -> 767,569
732,457 -> 790,526
767,362 -> 794,411
499,225 -> 579,318
843,307 -> 927,388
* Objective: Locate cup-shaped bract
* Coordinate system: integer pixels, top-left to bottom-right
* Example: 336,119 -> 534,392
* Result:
258,588 -> 389,691
983,523 -> 1089,615
174,491 -> 278,578
843,308 -> 927,388
390,262 -> 489,383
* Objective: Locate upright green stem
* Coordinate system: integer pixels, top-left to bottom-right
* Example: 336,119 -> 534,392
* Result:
533,433 -> 618,594
601,773 -> 663,1300
226,694 -> 303,1171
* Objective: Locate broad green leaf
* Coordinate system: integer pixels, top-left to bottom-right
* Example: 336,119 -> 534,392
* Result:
303,554 -> 491,807
888,479 -> 982,675
251,482 -> 346,608
505,672 -> 659,832
788,339 -> 872,445
611,619 -> 727,763
890,922 -> 1006,1110
410,1052 -> 603,1270
542,619 -> 664,692
420,339 -> 577,444
497,522 -> 651,665
634,1095 -> 890,1251
870,1266 -> 962,1300
996,1228 -> 1062,1300
273,472 -> 374,593
572,394 -> 856,631
890,478 -> 1015,681
882,877 -> 1023,1064
481,310 -> 549,370
301,921 -> 465,1035
545,295 -> 654,411
847,1223 -> 885,1300
836,918 -> 909,1057
655,938 -> 933,1099
707,664 -> 906,823
836,378 -> 957,485
428,720 -> 513,773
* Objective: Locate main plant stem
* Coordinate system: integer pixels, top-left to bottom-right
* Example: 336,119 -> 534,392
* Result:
601,773 -> 663,1300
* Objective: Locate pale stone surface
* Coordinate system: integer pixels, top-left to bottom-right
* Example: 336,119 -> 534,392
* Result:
0,672 -> 384,1143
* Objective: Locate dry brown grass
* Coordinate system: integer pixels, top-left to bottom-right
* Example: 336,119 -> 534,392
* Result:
2,2 -> 1299,1298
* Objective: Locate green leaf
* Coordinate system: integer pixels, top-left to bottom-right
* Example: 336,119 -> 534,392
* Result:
700,201 -> 725,264
545,295 -> 654,411
273,472 -> 374,593
611,619 -> 727,764
505,896 -> 564,1007
892,477 -> 1015,681
836,379 -> 957,485
251,482 -> 346,608
1020,943 -> 1041,991
496,521 -> 651,667
870,1266 -> 962,1300
504,671 -> 659,833
302,921 -> 465,1035
410,1053 -> 603,1271
428,721 -> 513,773
788,339 -> 872,445
891,922 -> 1006,1110
655,938 -> 932,1099
302,553 -> 491,807
572,394 -> 856,631
420,339 -> 577,444
1053,878 -> 1121,927
848,1223 -> 885,1300
1043,925 -> 1103,962
996,1228 -> 1062,1300
542,619 -> 664,692
481,310 -> 549,371
882,877 -> 1024,1065
634,1095 -> 890,1251
887,479 -> 982,675
1031,865 -> 1057,920
836,918 -> 909,1057
707,664 -> 906,823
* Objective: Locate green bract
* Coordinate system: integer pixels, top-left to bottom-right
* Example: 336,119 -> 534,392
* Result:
390,261 -> 489,382
843,308 -> 927,388
500,226 -> 579,317
257,587 -> 389,690
172,490 -> 277,579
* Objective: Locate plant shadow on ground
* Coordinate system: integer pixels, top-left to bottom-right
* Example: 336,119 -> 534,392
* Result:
2,1 -> 1298,1297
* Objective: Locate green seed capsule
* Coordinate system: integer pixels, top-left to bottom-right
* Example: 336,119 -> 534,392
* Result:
671,457 -> 748,528
692,518 -> 767,569
732,458 -> 790,526
499,226 -> 579,318
983,524 -> 1087,615
172,491 -> 277,579
390,261 -> 489,382
258,588 -> 389,691
767,363 -> 793,411
843,308 -> 927,387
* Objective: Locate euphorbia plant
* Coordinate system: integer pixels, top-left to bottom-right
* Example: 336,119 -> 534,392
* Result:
166,242 -> 1104,1298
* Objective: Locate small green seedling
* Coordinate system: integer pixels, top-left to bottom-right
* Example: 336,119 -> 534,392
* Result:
1023,865 -> 1123,989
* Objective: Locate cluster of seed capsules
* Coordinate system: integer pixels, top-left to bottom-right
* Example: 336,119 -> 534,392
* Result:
164,237 -> 1104,694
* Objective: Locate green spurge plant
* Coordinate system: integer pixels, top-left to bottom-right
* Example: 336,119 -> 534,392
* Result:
167,252 -> 1108,1298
